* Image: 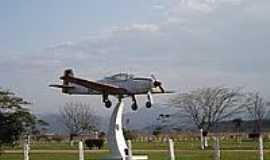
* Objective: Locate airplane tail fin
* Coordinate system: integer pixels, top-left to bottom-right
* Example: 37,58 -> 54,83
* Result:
62,69 -> 74,93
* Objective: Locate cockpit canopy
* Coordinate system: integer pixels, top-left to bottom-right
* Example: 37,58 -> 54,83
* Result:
107,73 -> 134,81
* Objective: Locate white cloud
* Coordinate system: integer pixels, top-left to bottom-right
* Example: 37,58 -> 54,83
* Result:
153,4 -> 165,10
112,24 -> 160,33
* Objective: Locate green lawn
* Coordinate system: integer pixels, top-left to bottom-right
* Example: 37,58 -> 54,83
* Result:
1,151 -> 270,160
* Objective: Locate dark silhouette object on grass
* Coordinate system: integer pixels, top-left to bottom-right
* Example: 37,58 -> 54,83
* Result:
85,139 -> 104,149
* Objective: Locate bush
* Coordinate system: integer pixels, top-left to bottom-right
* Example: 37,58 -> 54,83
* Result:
85,139 -> 104,149
248,133 -> 260,139
152,127 -> 162,136
123,129 -> 137,140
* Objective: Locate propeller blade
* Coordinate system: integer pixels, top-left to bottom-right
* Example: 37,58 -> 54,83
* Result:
151,74 -> 165,93
159,86 -> 165,93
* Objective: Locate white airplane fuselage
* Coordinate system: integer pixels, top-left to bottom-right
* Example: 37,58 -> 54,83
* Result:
67,78 -> 154,95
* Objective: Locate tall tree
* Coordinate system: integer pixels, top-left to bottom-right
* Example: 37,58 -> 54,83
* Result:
244,92 -> 269,160
0,88 -> 36,147
170,87 -> 245,148
60,102 -> 98,145
244,92 -> 270,133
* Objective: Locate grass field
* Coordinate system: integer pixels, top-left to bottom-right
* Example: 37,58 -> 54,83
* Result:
1,139 -> 269,160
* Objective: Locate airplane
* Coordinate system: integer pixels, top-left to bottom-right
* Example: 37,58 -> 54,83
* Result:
49,69 -> 173,111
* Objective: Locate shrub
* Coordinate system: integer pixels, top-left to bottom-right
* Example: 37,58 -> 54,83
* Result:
123,129 -> 137,140
85,139 -> 104,149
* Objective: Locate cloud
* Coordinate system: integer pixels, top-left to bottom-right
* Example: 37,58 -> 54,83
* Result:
153,4 -> 165,10
112,24 -> 160,33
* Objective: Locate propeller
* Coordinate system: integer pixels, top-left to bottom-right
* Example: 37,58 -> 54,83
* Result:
150,74 -> 165,93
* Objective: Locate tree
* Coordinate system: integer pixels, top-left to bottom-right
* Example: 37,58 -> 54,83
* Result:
60,102 -> 98,145
244,92 -> 270,133
244,92 -> 269,160
170,87 -> 245,148
0,88 -> 37,148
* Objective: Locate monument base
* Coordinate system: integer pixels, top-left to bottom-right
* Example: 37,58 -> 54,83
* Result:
102,155 -> 148,160
132,155 -> 148,160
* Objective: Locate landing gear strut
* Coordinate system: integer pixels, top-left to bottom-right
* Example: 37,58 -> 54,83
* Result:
103,94 -> 112,108
146,91 -> 153,108
131,95 -> 138,111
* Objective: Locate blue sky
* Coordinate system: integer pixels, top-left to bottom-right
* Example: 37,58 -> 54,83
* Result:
0,0 -> 270,113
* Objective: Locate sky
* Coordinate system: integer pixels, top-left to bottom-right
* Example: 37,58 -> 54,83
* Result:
0,0 -> 270,114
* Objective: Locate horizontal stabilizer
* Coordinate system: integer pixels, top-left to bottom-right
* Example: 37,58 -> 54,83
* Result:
49,84 -> 74,89
152,90 -> 175,94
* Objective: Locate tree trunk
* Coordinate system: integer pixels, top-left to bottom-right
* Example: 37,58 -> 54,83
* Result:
70,134 -> 74,146
202,130 -> 209,148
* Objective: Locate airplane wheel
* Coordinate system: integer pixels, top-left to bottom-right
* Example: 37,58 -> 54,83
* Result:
105,100 -> 112,108
131,103 -> 138,111
146,101 -> 152,108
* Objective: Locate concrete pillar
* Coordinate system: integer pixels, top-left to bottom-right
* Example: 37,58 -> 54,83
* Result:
168,139 -> 175,160
79,141 -> 84,160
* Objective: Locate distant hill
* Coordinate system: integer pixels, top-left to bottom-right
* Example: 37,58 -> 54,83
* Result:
142,119 -> 270,134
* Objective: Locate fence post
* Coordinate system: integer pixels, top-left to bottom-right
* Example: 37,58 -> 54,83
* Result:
168,139 -> 175,160
200,129 -> 204,150
127,140 -> 133,160
79,141 -> 84,160
259,135 -> 264,160
23,141 -> 29,160
205,136 -> 208,147
213,137 -> 220,160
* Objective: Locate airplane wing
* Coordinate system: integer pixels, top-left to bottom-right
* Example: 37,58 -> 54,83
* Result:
61,76 -> 128,95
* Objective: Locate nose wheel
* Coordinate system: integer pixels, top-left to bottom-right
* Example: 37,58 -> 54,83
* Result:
103,94 -> 112,108
105,100 -> 112,108
131,102 -> 138,111
145,101 -> 152,108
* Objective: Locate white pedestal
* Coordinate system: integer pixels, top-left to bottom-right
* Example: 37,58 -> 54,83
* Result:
107,100 -> 128,159
105,101 -> 148,160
